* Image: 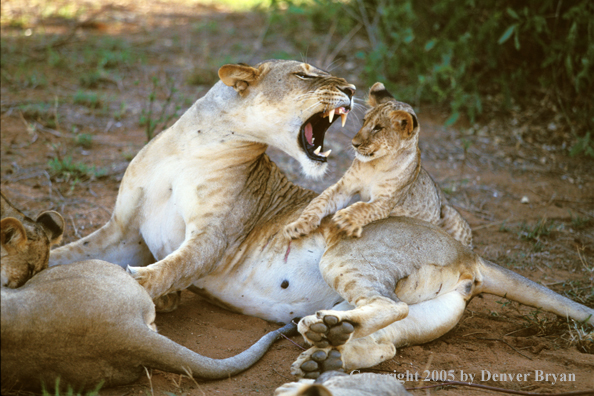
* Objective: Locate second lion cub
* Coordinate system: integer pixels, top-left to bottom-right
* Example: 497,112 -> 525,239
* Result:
285,82 -> 472,247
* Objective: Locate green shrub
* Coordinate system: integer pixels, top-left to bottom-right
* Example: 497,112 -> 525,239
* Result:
281,0 -> 593,155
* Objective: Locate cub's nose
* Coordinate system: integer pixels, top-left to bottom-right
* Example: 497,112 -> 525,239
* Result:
352,140 -> 361,148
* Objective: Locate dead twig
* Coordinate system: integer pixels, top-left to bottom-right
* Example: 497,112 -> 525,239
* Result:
143,367 -> 154,396
68,214 -> 81,239
33,6 -> 107,51
316,20 -> 337,67
279,332 -> 306,351
323,24 -> 363,70
270,366 -> 292,381
182,367 -> 206,396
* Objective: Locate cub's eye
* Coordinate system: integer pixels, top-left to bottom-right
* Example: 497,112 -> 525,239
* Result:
372,125 -> 383,133
294,72 -> 314,80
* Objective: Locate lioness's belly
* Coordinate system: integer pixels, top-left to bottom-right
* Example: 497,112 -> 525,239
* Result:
191,232 -> 343,323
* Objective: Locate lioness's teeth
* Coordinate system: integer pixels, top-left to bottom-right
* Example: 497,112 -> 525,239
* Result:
321,149 -> 332,157
328,109 -> 335,123
341,112 -> 348,127
314,146 -> 321,155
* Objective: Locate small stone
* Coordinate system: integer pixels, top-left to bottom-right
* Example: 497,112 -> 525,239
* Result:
521,196 -> 529,204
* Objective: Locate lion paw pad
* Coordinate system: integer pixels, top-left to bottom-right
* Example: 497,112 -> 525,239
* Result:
304,314 -> 354,347
299,349 -> 344,379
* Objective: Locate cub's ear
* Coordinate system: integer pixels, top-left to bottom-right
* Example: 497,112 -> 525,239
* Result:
1,217 -> 28,254
36,211 -> 65,246
296,384 -> 333,396
389,110 -> 417,139
218,63 -> 262,95
368,82 -> 395,107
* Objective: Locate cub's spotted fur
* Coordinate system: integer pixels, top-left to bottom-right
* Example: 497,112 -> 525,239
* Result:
285,83 -> 472,247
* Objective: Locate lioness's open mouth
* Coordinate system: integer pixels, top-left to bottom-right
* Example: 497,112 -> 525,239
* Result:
300,107 -> 350,162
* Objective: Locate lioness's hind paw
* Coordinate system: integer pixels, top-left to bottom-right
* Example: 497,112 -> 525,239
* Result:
291,347 -> 344,379
299,313 -> 355,347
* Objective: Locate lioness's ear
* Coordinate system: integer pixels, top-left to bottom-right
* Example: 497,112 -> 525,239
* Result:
1,217 -> 28,254
36,211 -> 65,246
218,64 -> 262,95
389,110 -> 417,139
368,82 -> 395,107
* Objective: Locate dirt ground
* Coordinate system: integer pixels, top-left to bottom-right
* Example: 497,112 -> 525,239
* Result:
1,1 -> 593,395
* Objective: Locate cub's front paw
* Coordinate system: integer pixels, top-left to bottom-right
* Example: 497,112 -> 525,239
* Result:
284,216 -> 319,240
332,210 -> 363,238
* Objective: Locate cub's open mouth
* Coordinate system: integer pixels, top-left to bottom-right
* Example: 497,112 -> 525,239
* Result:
299,107 -> 350,162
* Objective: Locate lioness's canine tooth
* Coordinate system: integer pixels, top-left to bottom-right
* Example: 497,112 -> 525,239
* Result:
314,146 -> 321,155
321,149 -> 332,157
341,113 -> 348,127
328,109 -> 335,123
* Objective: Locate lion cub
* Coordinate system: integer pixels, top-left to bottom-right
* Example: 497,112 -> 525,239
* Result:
1,192 -> 64,288
284,83 -> 472,247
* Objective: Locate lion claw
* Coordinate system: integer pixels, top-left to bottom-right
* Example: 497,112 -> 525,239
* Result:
332,211 -> 363,238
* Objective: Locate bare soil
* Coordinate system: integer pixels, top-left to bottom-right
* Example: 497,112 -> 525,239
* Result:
1,1 -> 593,395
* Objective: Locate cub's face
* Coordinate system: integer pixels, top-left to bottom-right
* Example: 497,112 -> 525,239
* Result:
218,60 -> 356,178
352,83 -> 419,162
1,194 -> 64,288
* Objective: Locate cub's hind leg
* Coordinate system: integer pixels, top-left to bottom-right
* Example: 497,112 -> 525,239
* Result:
293,288 -> 470,378
298,252 -> 409,348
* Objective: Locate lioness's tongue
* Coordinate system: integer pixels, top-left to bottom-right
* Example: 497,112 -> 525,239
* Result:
305,123 -> 313,146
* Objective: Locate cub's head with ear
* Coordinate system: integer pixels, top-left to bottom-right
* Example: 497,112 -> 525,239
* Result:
1,193 -> 64,288
215,60 -> 356,178
351,82 -> 419,162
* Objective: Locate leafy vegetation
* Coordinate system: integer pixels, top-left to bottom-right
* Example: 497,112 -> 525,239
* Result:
41,378 -> 102,396
272,0 -> 594,156
139,75 -> 181,141
48,156 -> 106,183
73,91 -> 102,109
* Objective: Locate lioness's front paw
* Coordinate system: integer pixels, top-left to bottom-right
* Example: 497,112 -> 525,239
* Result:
291,347 -> 344,379
332,210 -> 363,238
284,216 -> 319,240
299,312 -> 355,348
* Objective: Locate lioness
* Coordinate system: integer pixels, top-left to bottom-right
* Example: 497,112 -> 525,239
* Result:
285,83 -> 472,247
48,60 -> 593,378
0,196 -> 294,392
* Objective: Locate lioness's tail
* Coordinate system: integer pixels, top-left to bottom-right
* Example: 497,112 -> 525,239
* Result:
140,322 -> 296,379
478,258 -> 593,325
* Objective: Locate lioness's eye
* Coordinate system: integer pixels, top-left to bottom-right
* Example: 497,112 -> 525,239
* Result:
294,72 -> 314,80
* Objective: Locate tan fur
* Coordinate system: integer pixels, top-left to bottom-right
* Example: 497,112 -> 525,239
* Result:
285,83 -> 472,247
274,371 -> 411,396
1,192 -> 64,288
45,61 -> 592,380
1,198 -> 294,392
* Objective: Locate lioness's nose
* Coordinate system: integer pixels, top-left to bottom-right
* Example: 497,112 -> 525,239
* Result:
340,86 -> 355,99
352,140 -> 361,148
